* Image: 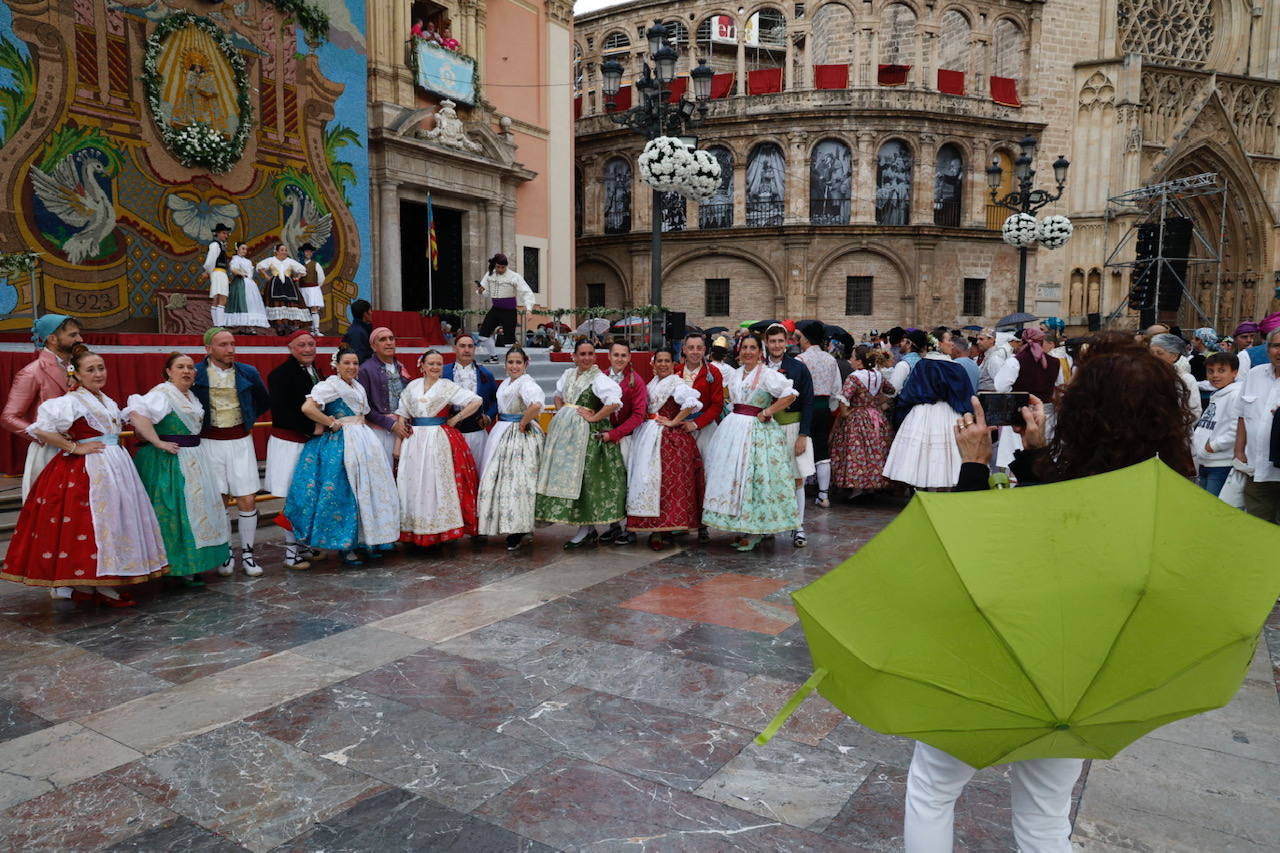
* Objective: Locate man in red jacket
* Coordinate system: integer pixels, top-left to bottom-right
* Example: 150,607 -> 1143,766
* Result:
600,340 -> 648,545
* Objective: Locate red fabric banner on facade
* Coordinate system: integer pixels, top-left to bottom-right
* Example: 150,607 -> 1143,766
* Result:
990,75 -> 1021,107
574,96 -> 582,119
747,67 -> 783,95
877,64 -> 911,86
814,64 -> 849,90
937,68 -> 965,95
665,77 -> 687,102
710,72 -> 735,99
610,85 -> 632,111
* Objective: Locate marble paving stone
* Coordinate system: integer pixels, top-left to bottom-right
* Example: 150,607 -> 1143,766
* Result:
434,621 -> 563,665
55,612 -> 211,663
225,611 -> 354,653
819,718 -> 917,768
707,674 -> 846,747
610,650 -> 754,718
346,648 -> 568,728
511,635 -> 653,693
0,642 -> 173,722
0,697 -> 50,744
662,621 -> 815,683
0,597 -> 131,635
245,685 -> 557,813
621,573 -> 798,634
0,775 -> 176,853
506,593 -> 693,649
476,757 -> 846,852
0,721 -> 143,810
126,635 -> 275,685
1144,675 -> 1280,765
290,625 -> 432,673
102,817 -> 249,852
137,595 -> 283,635
113,722 -> 387,853
275,785 -> 556,852
496,686 -> 752,791
695,736 -> 872,832
246,576 -> 459,625
80,651 -> 356,754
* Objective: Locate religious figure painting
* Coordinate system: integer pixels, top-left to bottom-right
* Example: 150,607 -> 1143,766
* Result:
155,24 -> 240,137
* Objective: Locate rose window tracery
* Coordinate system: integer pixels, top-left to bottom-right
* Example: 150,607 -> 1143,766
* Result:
1117,0 -> 1214,68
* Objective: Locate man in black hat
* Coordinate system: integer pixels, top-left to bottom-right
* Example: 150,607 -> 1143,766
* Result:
297,242 -> 325,335
475,252 -> 535,362
201,223 -> 233,328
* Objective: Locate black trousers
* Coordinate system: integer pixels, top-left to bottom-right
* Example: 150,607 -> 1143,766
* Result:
479,305 -> 517,346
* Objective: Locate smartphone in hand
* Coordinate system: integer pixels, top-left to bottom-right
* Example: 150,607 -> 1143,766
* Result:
978,392 -> 1029,427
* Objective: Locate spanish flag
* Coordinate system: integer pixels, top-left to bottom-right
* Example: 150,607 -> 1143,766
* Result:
426,193 -> 439,271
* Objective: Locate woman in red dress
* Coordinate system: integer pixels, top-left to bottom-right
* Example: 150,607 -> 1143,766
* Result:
1,346 -> 167,606
830,346 -> 895,496
625,348 -> 704,550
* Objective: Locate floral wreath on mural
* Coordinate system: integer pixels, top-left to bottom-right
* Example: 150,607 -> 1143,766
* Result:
141,11 -> 252,173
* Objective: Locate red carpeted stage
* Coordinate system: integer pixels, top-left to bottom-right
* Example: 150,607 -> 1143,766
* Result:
0,312 -> 449,475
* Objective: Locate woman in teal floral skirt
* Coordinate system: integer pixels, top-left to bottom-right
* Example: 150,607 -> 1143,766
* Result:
701,332 -> 800,551
126,353 -> 231,586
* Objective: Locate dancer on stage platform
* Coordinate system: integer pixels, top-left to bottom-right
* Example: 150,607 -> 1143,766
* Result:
475,253 -> 536,359
535,340 -> 625,548
357,327 -> 411,467
394,351 -> 483,547
266,330 -> 326,570
224,242 -> 269,331
256,243 -> 309,335
702,332 -> 799,551
626,348 -> 703,550
830,347 -> 895,495
126,353 -> 232,586
202,223 -> 232,327
193,328 -> 271,577
2,314 -> 80,500
443,332 -> 498,479
2,346 -> 166,606
286,346 -> 400,566
476,347 -> 545,550
297,243 -> 326,335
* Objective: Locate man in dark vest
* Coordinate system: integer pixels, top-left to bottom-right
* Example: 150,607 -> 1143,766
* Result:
266,330 -> 327,569
298,243 -> 325,335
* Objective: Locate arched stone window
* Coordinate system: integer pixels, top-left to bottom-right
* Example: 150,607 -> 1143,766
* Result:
875,140 -> 912,225
985,150 -> 1014,229
1068,268 -> 1085,317
699,146 -> 735,229
938,10 -> 970,73
992,19 -> 1025,79
810,3 -> 856,66
602,30 -> 631,52
661,191 -> 687,232
746,142 -> 785,227
664,20 -> 688,47
603,157 -> 632,234
810,139 -> 852,225
1117,0 -> 1213,68
933,144 -> 964,226
881,4 -> 917,68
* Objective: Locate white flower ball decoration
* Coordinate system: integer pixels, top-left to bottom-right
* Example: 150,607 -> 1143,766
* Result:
1001,213 -> 1039,248
1037,215 -> 1073,250
679,149 -> 722,201
638,136 -> 696,193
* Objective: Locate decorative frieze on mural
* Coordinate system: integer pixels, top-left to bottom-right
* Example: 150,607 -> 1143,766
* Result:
0,0 -> 369,332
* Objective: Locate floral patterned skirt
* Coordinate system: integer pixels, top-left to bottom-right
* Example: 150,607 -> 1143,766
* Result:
830,405 -> 893,490
476,421 -> 542,536
628,426 -> 703,532
702,420 -> 799,535
535,427 -> 626,527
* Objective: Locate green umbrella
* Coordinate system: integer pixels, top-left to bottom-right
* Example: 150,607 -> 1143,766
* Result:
758,459 -> 1280,768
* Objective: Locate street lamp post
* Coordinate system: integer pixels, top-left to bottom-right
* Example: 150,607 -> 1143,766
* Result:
986,135 -> 1070,313
600,23 -> 714,347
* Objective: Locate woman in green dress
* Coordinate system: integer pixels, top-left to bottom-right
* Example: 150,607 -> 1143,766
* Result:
534,339 -> 625,548
126,353 -> 231,586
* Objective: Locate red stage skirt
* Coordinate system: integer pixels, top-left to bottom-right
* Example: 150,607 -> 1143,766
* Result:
628,400 -> 704,532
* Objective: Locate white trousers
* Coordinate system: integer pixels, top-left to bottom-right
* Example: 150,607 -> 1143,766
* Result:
904,741 -> 1082,853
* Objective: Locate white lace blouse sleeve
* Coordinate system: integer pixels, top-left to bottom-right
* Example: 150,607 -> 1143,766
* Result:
229,256 -> 253,277
760,367 -> 796,399
306,377 -> 343,407
123,386 -> 172,423
450,384 -> 482,408
28,395 -> 82,437
994,357 -> 1020,393
671,381 -> 701,410
517,375 -> 544,407
592,373 -> 623,407
395,380 -> 417,419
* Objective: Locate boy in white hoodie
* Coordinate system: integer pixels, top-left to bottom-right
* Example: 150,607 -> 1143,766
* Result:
1192,352 -> 1240,496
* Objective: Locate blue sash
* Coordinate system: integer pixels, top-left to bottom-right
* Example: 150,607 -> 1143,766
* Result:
497,413 -> 523,422
89,434 -> 119,445
410,416 -> 447,427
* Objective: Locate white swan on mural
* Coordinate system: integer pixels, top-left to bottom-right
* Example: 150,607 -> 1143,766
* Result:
280,184 -> 333,257
29,152 -> 117,265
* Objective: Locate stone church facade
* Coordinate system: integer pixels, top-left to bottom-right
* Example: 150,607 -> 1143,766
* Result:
573,0 -> 1280,333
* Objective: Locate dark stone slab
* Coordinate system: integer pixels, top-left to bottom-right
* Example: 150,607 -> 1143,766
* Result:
0,776 -> 175,852
662,622 -> 814,683
102,817 -> 248,852
0,697 -> 51,744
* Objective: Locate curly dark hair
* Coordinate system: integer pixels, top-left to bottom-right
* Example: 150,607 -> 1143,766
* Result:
1038,332 -> 1195,481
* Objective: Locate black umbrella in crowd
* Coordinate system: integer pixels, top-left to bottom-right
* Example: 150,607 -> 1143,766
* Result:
995,312 -> 1039,329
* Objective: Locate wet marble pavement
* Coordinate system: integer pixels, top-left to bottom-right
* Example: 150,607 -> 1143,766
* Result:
0,495 -> 1275,851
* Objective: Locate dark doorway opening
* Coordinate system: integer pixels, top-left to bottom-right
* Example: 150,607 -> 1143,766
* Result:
400,201 -> 463,311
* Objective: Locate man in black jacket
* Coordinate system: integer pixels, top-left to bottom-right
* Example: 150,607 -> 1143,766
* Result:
342,299 -> 373,363
764,324 -> 814,547
266,330 -> 326,569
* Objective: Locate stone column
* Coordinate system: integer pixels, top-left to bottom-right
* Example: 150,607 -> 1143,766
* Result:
784,29 -> 795,91
914,239 -> 937,322
784,237 -> 810,317
786,131 -> 807,224
803,26 -> 815,90
628,245 -> 649,309
854,131 -> 876,224
969,138 -> 990,228
861,26 -> 876,86
736,19 -> 747,94
484,199 -> 501,257
378,180 -> 401,310
581,154 -> 601,234
733,155 -> 747,227
914,134 -> 936,227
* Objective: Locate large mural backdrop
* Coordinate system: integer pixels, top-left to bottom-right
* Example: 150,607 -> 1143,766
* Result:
0,0 -> 370,332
